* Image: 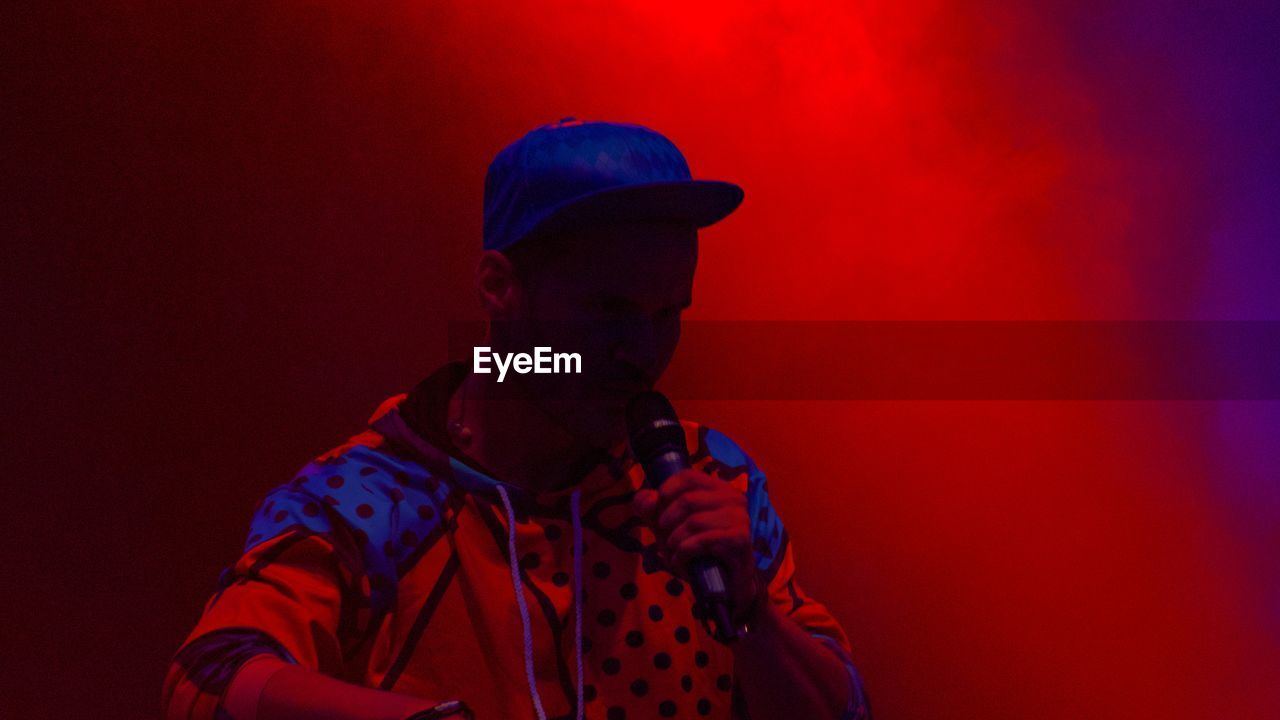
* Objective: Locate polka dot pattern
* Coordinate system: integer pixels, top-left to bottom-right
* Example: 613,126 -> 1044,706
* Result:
703,429 -> 785,573
556,456 -> 743,720
244,444 -> 450,615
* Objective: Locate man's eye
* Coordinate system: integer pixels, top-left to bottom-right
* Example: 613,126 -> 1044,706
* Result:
595,299 -> 629,314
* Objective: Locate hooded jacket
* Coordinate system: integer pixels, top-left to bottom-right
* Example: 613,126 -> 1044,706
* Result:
162,363 -> 868,719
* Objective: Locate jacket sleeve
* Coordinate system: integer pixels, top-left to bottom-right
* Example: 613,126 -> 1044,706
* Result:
701,428 -> 872,720
161,480 -> 376,720
755,528 -> 871,720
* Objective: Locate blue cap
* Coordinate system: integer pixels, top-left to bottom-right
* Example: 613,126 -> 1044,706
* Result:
483,118 -> 744,251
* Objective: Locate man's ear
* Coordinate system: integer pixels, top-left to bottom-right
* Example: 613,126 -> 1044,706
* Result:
476,250 -> 522,319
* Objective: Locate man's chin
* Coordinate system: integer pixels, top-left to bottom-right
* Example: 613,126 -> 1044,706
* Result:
571,407 -> 629,451
532,388 -> 631,451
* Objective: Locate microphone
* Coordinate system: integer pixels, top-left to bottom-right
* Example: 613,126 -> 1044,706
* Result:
626,391 -> 740,643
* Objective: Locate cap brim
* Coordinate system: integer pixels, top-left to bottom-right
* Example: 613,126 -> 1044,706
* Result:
521,179 -> 744,246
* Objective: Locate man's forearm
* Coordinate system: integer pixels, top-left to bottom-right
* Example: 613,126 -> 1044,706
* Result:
731,602 -> 854,720
224,656 -> 448,720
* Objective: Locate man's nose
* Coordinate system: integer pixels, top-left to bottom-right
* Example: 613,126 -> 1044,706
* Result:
610,318 -> 661,377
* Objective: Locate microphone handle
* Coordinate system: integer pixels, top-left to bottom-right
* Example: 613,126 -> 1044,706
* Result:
689,558 -> 739,643
643,453 -> 741,643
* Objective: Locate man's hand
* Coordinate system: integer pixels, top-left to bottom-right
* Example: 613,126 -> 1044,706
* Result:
633,470 -> 859,720
631,469 -> 763,617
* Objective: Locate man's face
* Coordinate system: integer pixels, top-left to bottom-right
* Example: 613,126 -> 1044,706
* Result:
501,221 -> 698,449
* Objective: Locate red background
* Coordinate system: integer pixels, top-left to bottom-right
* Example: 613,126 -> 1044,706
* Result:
6,2 -> 1278,718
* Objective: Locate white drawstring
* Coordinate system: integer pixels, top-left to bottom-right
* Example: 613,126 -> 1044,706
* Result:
571,490 -> 584,720
497,485 -> 585,720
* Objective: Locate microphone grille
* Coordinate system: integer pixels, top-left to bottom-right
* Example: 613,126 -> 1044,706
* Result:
625,391 -> 687,463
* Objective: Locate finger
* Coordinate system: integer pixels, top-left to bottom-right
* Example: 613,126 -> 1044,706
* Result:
665,513 -> 740,557
654,472 -> 728,524
662,514 -> 718,552
632,488 -> 661,520
656,469 -> 718,505
656,490 -> 732,534
668,528 -> 749,575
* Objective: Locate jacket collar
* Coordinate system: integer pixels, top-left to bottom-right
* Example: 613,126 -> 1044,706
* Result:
367,362 -> 639,513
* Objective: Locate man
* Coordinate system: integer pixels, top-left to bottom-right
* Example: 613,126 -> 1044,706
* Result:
162,118 -> 870,720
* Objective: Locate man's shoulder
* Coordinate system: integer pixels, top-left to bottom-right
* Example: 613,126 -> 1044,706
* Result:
682,420 -> 766,481
243,437 -> 451,559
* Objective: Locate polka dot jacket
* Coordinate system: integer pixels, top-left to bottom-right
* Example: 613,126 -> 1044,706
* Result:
163,366 -> 869,720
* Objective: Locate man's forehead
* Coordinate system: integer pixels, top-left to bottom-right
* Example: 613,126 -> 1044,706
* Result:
513,219 -> 698,299
537,238 -> 696,303
569,220 -> 698,251
571,224 -> 696,282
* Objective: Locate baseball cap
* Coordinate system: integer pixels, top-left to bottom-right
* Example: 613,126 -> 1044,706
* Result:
483,117 -> 744,252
